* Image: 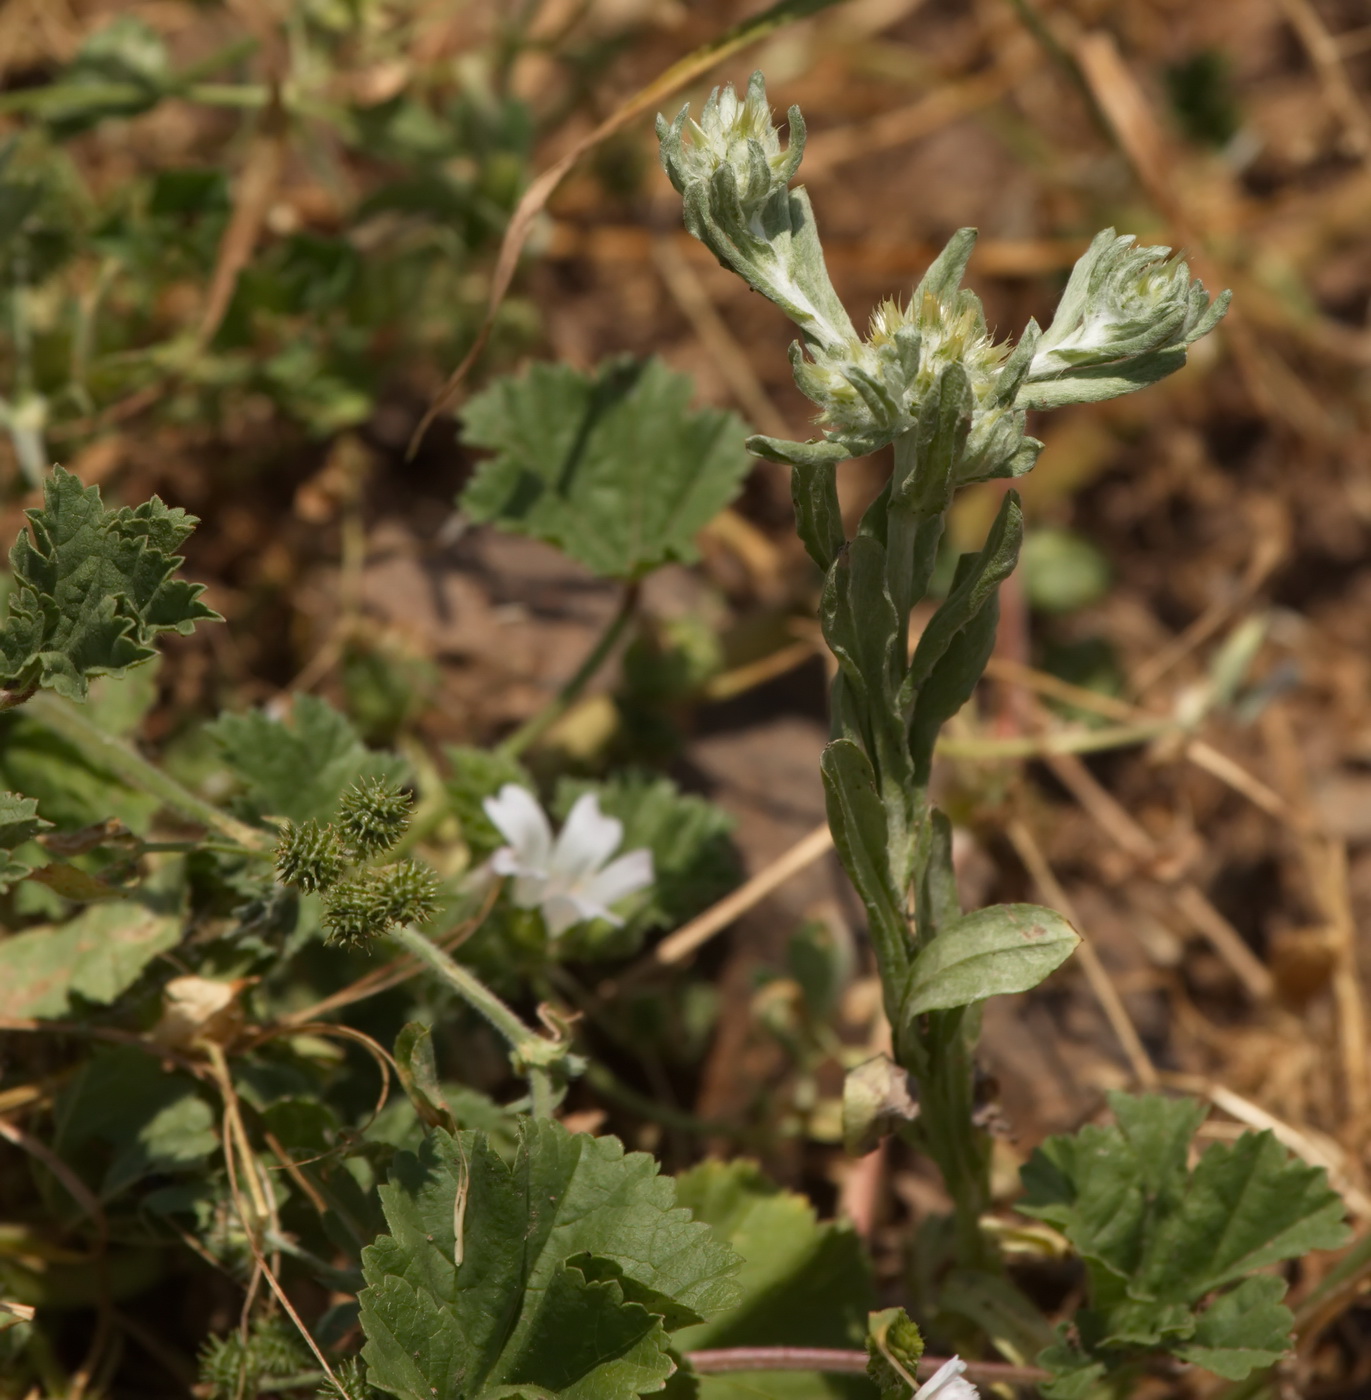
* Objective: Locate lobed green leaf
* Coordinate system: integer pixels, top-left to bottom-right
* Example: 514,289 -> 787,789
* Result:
360,1122 -> 741,1400
0,466 -> 219,704
460,357 -> 753,580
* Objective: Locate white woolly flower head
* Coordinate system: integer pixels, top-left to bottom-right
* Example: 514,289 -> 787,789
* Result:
914,1357 -> 978,1400
1030,229 -> 1230,377
482,785 -> 654,938
657,70 -> 805,215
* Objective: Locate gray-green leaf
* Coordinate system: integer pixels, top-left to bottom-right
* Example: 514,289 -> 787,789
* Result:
901,902 -> 1079,1018
460,357 -> 753,580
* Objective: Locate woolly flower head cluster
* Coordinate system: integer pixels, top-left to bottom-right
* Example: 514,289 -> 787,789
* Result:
788,254 -> 1038,482
804,287 -> 1009,437
657,71 -> 804,218
1029,228 -> 1231,378
483,785 -> 654,938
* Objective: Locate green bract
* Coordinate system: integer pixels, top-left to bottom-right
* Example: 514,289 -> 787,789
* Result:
1021,228 -> 1233,410
0,465 -> 219,705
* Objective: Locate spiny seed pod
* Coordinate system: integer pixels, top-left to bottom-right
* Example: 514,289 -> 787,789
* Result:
337,777 -> 412,858
373,859 -> 441,928
322,876 -> 389,948
275,818 -> 344,894
323,1358 -> 379,1400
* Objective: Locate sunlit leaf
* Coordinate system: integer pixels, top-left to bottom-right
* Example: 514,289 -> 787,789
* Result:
460,357 -> 752,580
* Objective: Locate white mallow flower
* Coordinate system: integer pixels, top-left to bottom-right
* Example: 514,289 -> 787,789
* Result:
482,785 -> 654,937
916,1358 -> 979,1400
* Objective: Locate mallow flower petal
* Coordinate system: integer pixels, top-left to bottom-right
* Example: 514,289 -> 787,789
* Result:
483,785 -> 553,869
915,1358 -> 977,1400
582,848 -> 654,909
510,872 -> 550,910
540,893 -> 620,938
551,793 -> 624,880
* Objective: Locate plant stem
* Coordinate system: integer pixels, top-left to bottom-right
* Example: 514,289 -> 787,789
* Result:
684,1348 -> 1049,1386
386,923 -> 564,1097
499,583 -> 639,759
529,1067 -> 555,1120
25,691 -> 269,850
915,1019 -> 995,1271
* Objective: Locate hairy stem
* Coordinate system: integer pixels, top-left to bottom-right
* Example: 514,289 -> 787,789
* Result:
25,691 -> 269,850
499,582 -> 640,758
386,923 -> 565,1096
684,1348 -> 1048,1386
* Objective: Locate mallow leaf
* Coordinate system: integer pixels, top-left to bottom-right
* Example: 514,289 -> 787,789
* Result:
359,1122 -> 741,1400
209,694 -> 407,824
1020,1092 -> 1350,1388
672,1159 -> 874,1400
0,789 -> 51,888
460,356 -> 753,579
0,872 -> 184,1019
1173,1275 -> 1291,1380
0,466 -> 220,704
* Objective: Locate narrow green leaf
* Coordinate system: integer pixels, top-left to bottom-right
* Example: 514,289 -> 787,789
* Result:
784,455 -> 847,572
1016,350 -> 1188,411
461,356 -> 752,579
906,490 -> 1022,696
901,902 -> 1079,1018
820,739 -> 909,988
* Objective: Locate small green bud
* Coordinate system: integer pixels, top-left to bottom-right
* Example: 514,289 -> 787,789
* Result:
372,859 -> 441,928
338,777 -> 412,858
322,876 -> 389,948
275,818 -> 344,894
